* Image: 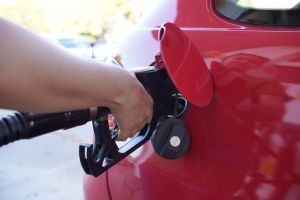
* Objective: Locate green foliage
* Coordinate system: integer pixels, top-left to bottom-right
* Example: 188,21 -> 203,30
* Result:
236,0 -> 255,8
0,0 -> 49,32
0,0 -> 142,39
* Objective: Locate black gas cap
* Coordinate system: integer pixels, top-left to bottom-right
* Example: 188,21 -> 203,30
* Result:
151,118 -> 190,159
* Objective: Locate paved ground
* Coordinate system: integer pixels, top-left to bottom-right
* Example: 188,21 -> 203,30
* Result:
0,109 -> 94,200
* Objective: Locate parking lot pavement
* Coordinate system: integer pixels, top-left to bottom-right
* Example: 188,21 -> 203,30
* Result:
0,110 -> 94,200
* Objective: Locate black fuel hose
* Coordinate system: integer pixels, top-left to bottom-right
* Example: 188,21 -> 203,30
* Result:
0,107 -> 109,147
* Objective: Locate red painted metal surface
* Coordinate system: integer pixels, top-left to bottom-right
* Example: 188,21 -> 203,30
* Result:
84,0 -> 300,199
83,173 -> 110,200
159,22 -> 213,107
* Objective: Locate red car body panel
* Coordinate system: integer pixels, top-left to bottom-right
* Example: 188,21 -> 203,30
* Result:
84,0 -> 300,199
83,173 -> 111,200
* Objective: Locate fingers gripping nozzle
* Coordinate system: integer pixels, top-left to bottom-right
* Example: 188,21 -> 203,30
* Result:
79,68 -> 191,177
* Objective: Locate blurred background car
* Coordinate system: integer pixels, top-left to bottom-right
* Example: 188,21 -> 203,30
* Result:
41,34 -> 114,60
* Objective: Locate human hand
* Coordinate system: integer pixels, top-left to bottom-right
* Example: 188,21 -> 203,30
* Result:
110,71 -> 153,141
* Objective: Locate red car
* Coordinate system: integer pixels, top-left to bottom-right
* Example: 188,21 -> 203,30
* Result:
84,0 -> 300,199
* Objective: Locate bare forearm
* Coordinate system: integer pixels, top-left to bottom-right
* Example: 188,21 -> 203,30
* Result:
0,18 -> 127,112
